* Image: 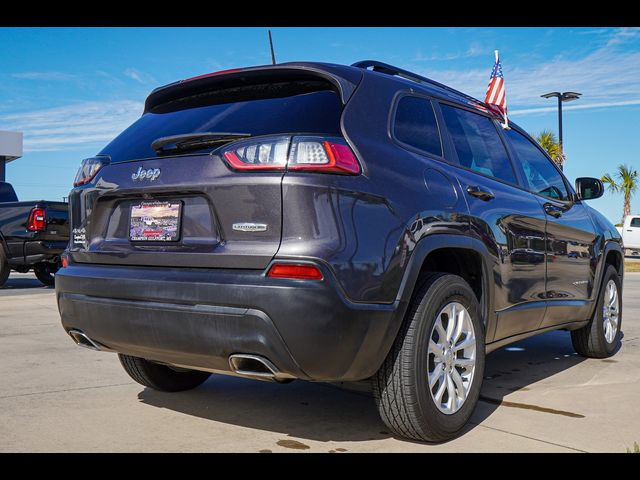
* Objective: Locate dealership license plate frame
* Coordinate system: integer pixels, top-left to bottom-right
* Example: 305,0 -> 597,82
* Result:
129,200 -> 183,243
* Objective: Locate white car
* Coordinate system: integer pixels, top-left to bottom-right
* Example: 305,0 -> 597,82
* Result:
617,215 -> 640,255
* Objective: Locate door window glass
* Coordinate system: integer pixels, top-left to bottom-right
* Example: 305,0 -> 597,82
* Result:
440,104 -> 517,184
505,129 -> 569,201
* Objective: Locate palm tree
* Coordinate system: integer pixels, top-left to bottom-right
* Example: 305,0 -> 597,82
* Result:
535,130 -> 566,167
601,164 -> 639,222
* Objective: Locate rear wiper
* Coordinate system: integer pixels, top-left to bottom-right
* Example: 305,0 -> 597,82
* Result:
151,132 -> 251,155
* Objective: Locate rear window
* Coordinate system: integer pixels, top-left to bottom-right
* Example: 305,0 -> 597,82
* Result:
393,96 -> 442,157
0,182 -> 18,202
100,89 -> 343,163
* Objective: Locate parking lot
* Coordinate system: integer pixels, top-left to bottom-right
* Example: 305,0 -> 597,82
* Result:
1,272 -> 638,453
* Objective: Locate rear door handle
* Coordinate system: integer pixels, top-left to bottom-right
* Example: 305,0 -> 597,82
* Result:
544,203 -> 563,218
466,185 -> 495,201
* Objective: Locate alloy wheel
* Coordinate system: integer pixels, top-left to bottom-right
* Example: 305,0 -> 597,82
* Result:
427,302 -> 477,415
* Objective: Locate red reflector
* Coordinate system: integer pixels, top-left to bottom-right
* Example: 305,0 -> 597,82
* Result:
267,263 -> 324,281
61,255 -> 70,268
27,208 -> 46,232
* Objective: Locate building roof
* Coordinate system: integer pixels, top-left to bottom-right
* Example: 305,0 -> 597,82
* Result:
0,130 -> 23,162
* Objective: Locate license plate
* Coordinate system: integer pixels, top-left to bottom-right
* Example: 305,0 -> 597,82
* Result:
129,201 -> 182,242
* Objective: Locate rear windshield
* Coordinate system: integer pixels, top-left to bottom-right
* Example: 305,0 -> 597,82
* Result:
100,89 -> 344,163
0,182 -> 18,202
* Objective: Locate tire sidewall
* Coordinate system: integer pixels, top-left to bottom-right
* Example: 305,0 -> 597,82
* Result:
412,276 -> 485,437
596,266 -> 623,355
0,248 -> 10,287
34,262 -> 57,287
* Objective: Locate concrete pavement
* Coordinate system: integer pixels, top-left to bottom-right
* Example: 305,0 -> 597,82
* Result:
1,272 -> 638,452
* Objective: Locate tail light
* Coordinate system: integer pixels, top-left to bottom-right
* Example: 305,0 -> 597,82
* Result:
183,68 -> 243,83
27,207 -> 46,231
267,263 -> 324,281
61,254 -> 70,268
221,135 -> 361,175
73,156 -> 111,187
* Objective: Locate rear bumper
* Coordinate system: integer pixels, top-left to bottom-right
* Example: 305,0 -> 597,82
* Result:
55,262 -> 404,381
7,240 -> 67,267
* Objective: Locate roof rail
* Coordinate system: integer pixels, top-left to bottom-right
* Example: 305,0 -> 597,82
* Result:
351,60 -> 484,107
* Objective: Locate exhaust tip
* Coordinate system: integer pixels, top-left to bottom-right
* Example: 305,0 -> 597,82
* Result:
228,354 -> 294,382
67,329 -> 102,351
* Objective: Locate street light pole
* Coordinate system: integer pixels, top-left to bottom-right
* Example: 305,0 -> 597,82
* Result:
541,91 -> 581,170
557,94 -> 563,151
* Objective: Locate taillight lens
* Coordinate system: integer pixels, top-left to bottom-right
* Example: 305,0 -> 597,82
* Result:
27,207 -> 46,231
221,135 -> 361,175
267,263 -> 324,281
73,156 -> 110,187
223,136 -> 290,171
61,254 -> 70,268
288,137 -> 360,174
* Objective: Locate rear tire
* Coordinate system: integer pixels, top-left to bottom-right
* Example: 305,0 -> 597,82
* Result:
373,273 -> 485,442
571,265 -> 622,358
119,354 -> 211,392
33,262 -> 59,287
0,249 -> 10,288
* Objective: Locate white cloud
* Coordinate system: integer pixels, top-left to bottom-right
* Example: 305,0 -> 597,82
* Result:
511,99 -> 640,116
576,28 -> 609,36
123,68 -> 156,84
416,40 -> 640,114
0,101 -> 143,152
606,27 -> 640,46
11,71 -> 77,81
413,43 -> 485,62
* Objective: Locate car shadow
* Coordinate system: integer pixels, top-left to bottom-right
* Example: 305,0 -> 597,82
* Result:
137,329 -> 610,445
0,276 -> 50,291
470,329 -> 595,428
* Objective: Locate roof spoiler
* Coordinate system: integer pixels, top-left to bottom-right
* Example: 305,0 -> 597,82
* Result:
144,63 -> 363,113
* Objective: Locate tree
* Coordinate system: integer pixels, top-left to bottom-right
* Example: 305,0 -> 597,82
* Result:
601,164 -> 639,222
535,130 -> 566,167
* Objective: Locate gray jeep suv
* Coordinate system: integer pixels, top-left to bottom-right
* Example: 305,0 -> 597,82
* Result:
56,60 -> 624,442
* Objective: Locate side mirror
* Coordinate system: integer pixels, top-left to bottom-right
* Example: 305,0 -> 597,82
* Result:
575,177 -> 604,200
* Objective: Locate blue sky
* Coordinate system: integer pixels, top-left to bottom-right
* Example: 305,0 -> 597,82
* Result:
1,27 -> 639,223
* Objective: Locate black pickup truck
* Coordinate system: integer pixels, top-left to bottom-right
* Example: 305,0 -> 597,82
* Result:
0,182 -> 69,287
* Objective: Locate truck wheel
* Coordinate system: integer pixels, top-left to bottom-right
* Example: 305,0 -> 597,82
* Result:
372,273 -> 485,442
0,249 -> 9,287
33,262 -> 59,287
571,265 -> 622,358
119,354 -> 211,392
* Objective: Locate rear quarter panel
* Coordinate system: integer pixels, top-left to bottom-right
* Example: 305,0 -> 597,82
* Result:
278,73 -> 470,303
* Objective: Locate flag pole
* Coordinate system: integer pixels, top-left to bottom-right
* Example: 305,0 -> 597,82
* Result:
495,49 -> 509,129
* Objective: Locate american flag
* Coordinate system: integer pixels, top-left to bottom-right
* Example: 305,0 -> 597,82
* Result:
484,50 -> 508,126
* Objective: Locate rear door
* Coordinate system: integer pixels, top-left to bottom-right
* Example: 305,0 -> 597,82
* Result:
502,127 -> 599,328
435,102 -> 548,341
68,70 -> 351,270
